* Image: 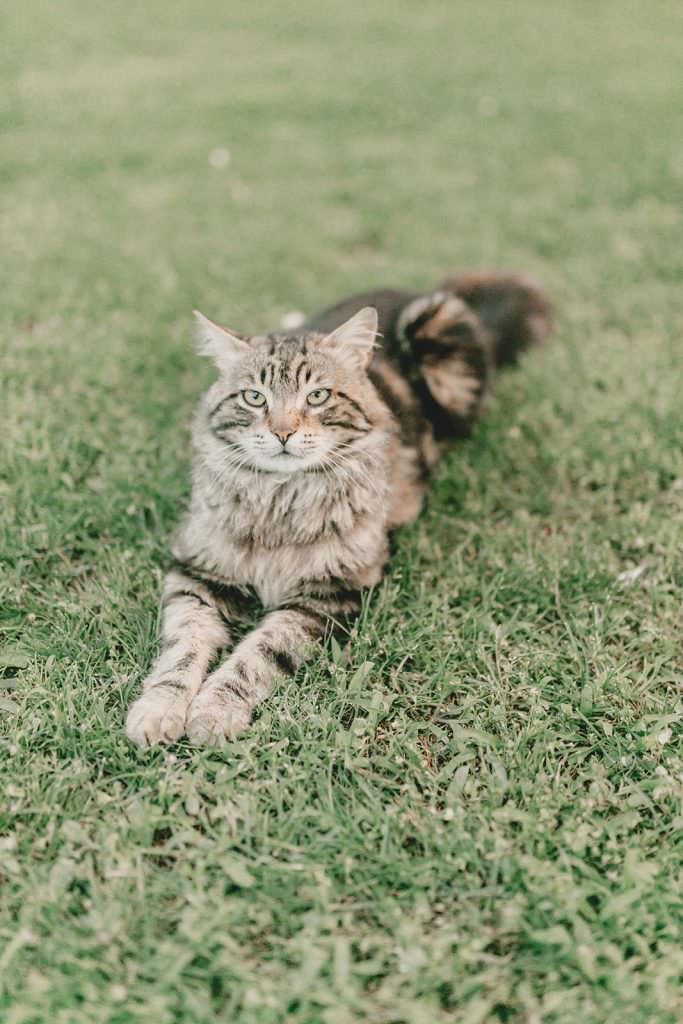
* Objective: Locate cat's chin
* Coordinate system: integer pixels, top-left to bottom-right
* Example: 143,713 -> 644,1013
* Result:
248,452 -> 321,475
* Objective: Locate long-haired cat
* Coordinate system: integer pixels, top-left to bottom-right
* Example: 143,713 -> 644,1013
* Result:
126,271 -> 553,746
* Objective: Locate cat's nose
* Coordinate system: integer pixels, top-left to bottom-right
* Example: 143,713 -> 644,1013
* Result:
272,430 -> 294,446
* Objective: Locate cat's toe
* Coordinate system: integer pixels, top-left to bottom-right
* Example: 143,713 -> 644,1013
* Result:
184,713 -> 227,747
126,694 -> 187,747
186,694 -> 251,746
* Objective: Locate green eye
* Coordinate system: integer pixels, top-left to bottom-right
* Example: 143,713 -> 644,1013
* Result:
242,389 -> 266,408
307,388 -> 331,406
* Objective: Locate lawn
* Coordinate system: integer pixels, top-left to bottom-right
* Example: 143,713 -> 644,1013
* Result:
1,1 -> 682,1021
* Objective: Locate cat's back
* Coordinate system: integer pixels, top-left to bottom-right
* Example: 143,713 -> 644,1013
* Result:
303,288 -> 416,340
305,289 -> 432,454
305,289 -> 439,524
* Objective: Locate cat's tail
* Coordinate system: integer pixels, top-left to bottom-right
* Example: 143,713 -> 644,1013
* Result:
438,270 -> 554,369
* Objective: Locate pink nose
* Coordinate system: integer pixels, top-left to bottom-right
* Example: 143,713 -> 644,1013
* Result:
273,430 -> 294,446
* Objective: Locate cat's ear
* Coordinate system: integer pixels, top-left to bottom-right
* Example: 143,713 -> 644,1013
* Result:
325,306 -> 379,369
193,310 -> 250,369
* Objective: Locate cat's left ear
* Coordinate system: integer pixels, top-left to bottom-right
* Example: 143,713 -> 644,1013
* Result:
325,306 -> 379,369
193,310 -> 250,370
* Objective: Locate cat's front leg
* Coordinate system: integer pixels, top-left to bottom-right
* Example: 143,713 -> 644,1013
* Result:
126,569 -> 235,747
186,592 -> 360,746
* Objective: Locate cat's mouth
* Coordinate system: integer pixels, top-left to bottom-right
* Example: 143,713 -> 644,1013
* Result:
232,439 -> 330,475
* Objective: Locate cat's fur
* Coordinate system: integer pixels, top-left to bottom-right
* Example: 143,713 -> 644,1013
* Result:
126,271 -> 552,746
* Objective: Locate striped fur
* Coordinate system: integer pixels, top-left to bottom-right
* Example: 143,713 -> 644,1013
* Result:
126,271 -> 552,746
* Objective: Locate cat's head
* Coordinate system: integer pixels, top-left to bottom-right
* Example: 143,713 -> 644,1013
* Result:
194,307 -> 388,475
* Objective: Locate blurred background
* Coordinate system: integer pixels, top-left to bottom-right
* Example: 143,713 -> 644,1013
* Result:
4,0 -> 681,329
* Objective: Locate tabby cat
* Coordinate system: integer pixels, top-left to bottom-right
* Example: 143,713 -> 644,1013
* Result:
126,271 -> 553,746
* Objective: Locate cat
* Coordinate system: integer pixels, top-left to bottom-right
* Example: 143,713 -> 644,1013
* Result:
126,271 -> 553,747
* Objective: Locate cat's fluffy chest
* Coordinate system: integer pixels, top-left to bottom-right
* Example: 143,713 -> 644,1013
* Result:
173,466 -> 389,607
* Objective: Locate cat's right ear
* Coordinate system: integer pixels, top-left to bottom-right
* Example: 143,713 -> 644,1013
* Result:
193,310 -> 250,370
325,306 -> 379,369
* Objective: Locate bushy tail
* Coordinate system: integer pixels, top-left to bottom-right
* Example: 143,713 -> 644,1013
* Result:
439,270 -> 554,368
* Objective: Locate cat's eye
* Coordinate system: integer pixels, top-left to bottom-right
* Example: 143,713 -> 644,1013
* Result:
307,388 -> 331,406
242,389 -> 267,408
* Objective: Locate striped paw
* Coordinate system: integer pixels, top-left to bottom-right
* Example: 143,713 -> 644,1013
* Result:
186,687 -> 252,746
126,687 -> 189,747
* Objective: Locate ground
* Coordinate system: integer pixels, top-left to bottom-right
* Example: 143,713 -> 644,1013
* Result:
1,2 -> 682,1022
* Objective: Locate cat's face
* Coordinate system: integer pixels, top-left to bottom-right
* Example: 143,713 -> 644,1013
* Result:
195,308 -> 383,475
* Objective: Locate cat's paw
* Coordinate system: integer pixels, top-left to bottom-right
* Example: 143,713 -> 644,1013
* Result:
186,689 -> 252,747
126,689 -> 188,747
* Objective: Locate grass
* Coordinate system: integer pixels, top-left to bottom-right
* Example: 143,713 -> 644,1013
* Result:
2,1 -> 683,1021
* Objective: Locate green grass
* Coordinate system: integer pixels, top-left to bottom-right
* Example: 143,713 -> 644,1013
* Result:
2,1 -> 683,1021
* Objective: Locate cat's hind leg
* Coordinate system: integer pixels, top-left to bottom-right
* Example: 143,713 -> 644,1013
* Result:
395,291 -> 494,435
125,569 -> 233,746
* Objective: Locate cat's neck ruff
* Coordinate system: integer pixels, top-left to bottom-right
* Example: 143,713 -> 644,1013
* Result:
175,443 -> 391,605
